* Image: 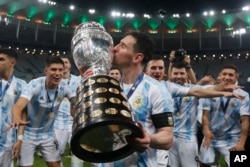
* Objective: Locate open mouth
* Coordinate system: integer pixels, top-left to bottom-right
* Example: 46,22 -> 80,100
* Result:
154,75 -> 160,80
175,79 -> 183,84
53,76 -> 61,82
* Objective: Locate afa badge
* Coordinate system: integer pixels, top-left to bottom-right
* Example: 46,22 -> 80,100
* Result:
230,101 -> 236,107
57,96 -> 63,102
167,114 -> 174,126
183,96 -> 189,102
133,96 -> 143,108
13,89 -> 18,96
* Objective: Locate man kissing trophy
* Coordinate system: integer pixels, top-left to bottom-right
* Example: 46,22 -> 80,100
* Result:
70,21 -> 142,163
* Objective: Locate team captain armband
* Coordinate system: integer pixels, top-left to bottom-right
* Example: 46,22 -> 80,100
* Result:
151,112 -> 174,128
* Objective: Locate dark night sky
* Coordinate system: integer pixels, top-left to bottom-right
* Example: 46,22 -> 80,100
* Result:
57,0 -> 250,14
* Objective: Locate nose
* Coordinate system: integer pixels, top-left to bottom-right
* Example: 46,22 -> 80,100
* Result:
55,69 -> 62,75
224,75 -> 232,81
176,73 -> 181,78
113,44 -> 119,51
156,68 -> 161,73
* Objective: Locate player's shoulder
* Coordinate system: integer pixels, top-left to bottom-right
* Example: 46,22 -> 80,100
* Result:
13,76 -> 27,85
143,74 -> 162,86
235,88 -> 249,97
143,74 -> 171,95
27,77 -> 46,88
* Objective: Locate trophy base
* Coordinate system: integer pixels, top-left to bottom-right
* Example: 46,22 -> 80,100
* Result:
70,118 -> 143,163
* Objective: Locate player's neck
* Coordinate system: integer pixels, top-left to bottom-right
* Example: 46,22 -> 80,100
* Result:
122,66 -> 143,85
1,69 -> 13,81
45,80 -> 58,90
63,71 -> 71,79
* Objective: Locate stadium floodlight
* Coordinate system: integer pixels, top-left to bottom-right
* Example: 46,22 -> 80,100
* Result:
209,11 -> 215,16
203,11 -> 208,16
126,13 -> 135,18
69,5 -> 75,11
143,14 -> 151,19
89,9 -> 95,14
242,6 -> 249,11
173,14 -> 180,18
233,28 -> 246,35
111,11 -> 121,17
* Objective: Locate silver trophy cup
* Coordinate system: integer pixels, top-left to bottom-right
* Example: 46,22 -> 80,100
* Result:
71,21 -> 142,163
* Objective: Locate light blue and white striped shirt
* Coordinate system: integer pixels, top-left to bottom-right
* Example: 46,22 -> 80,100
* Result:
202,88 -> 250,147
100,74 -> 173,167
21,77 -> 75,141
53,74 -> 81,130
165,82 -> 200,141
0,76 -> 26,152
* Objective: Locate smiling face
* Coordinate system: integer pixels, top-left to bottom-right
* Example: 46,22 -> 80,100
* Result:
219,68 -> 238,85
109,68 -> 122,80
44,63 -> 64,89
146,59 -> 165,81
170,67 -> 188,85
61,57 -> 71,74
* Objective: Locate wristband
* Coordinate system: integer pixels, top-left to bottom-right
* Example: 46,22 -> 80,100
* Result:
186,65 -> 192,69
17,135 -> 23,141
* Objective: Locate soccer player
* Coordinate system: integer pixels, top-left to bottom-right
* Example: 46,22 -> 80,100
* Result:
53,56 -> 81,167
9,56 -> 76,167
200,64 -> 250,166
0,48 -> 26,167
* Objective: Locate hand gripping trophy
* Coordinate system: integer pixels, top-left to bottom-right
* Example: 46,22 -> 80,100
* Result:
70,21 -> 143,162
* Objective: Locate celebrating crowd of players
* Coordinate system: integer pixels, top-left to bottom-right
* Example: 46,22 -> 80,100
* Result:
0,30 -> 249,167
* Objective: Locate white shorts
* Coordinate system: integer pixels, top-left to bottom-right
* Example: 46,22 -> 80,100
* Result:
199,145 -> 231,166
0,148 -> 13,167
54,128 -> 71,155
17,137 -> 61,166
169,137 -> 199,167
157,149 -> 170,167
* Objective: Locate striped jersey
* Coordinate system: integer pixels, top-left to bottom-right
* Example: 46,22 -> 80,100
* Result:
100,74 -> 173,167
21,77 -> 75,140
202,88 -> 250,147
53,74 -> 81,130
0,76 -> 26,152
164,81 -> 202,141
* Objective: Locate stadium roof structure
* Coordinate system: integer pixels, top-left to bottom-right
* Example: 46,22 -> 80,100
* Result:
0,0 -> 250,54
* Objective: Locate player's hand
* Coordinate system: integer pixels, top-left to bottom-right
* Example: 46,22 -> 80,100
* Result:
5,119 -> 30,131
126,122 -> 150,153
12,140 -> 22,159
169,51 -> 175,62
223,92 -> 245,100
203,130 -> 214,147
82,68 -> 94,79
220,83 -> 243,92
183,55 -> 191,64
230,144 -> 245,151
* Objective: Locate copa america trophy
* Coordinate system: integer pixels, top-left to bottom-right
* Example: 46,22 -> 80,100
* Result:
70,21 -> 143,162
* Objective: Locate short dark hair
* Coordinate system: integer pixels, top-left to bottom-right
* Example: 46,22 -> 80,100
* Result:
171,62 -> 187,69
60,55 -> 72,61
110,67 -> 122,74
145,55 -> 165,71
45,56 -> 64,67
150,55 -> 164,61
0,48 -> 18,60
124,31 -> 154,65
221,64 -> 238,73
